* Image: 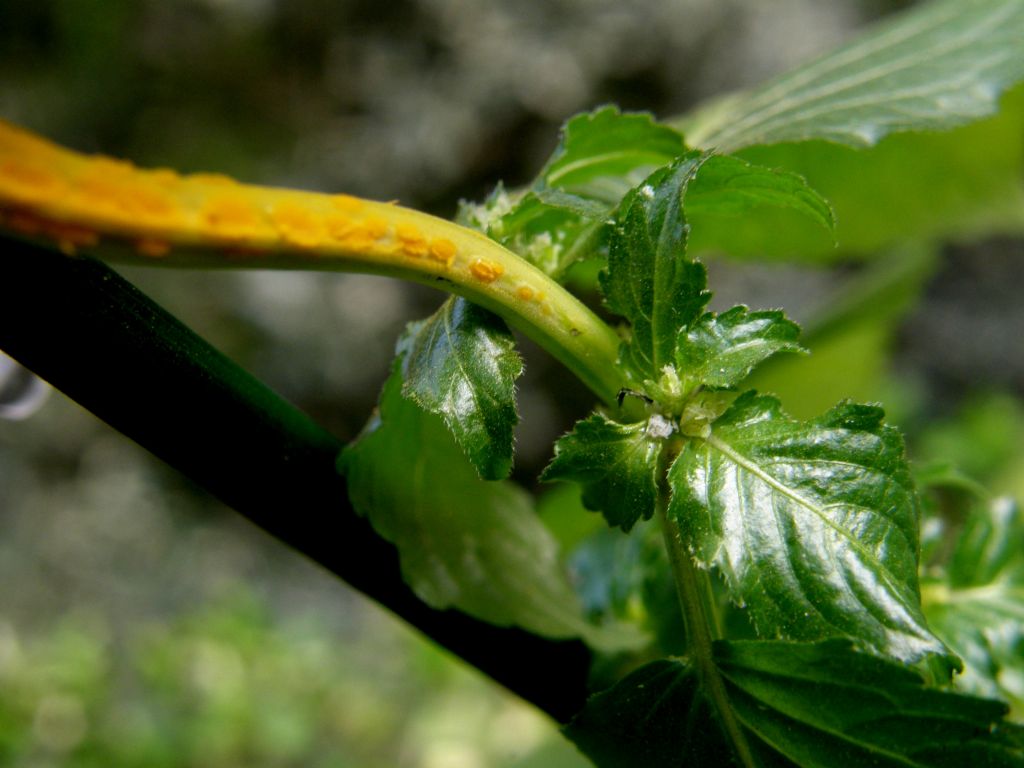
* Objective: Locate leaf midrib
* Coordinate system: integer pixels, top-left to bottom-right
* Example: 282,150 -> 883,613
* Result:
704,432 -> 908,600
706,0 -> 1018,149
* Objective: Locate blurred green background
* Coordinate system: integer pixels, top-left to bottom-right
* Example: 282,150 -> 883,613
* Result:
1,0 -> 1022,765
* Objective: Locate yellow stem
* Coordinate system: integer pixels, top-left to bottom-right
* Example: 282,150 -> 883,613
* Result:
0,120 -> 623,402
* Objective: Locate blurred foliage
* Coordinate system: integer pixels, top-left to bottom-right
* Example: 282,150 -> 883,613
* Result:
0,589 -> 589,767
1,0 -> 1023,765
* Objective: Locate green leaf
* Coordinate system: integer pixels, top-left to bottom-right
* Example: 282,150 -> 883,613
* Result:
924,497 -> 1024,717
539,106 -> 688,204
684,153 -> 836,252
667,392 -> 956,669
567,519 -> 687,657
675,0 -> 1024,262
600,154 -> 711,382
458,108 -> 688,278
398,297 -> 522,480
565,658 -> 724,767
457,183 -> 600,277
541,412 -> 670,532
676,306 -> 805,392
340,361 -> 612,644
682,0 -> 1024,151
601,155 -> 833,385
724,92 -> 1024,261
566,640 -> 1024,768
464,107 -> 690,277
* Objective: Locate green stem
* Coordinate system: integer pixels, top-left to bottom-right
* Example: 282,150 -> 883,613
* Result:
105,212 -> 624,406
658,493 -> 757,768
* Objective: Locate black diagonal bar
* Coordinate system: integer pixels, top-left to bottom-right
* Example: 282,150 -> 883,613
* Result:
0,237 -> 592,723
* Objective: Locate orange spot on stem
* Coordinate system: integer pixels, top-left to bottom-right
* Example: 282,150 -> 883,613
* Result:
428,237 -> 457,266
0,160 -> 65,204
271,201 -> 326,248
203,197 -> 269,241
364,215 -> 389,240
469,259 -> 504,283
396,222 -> 428,258
331,194 -> 365,213
136,238 -> 171,258
44,220 -> 99,255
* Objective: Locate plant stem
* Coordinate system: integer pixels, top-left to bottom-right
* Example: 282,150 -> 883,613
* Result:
658,492 -> 757,768
0,119 -> 623,404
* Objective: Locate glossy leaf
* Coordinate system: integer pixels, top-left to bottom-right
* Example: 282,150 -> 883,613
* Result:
682,0 -> 1024,151
601,155 -> 711,382
542,412 -> 670,532
465,110 -> 838,274
340,362 -> 607,643
566,639 -> 1024,768
924,497 -> 1024,716
601,155 -> 833,384
667,392 -> 956,669
676,306 -> 805,392
399,297 -> 522,480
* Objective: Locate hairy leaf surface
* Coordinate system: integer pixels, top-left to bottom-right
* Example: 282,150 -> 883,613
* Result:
676,306 -> 805,392
682,0 -> 1024,151
667,392 -> 955,668
542,412 -> 668,531
601,156 -> 833,384
924,497 -> 1024,716
340,362 -> 616,644
601,155 -> 711,382
566,640 -> 1024,767
399,297 -> 522,480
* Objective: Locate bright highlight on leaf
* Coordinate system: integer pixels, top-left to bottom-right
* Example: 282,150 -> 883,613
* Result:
399,297 -> 522,480
667,393 -> 957,670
